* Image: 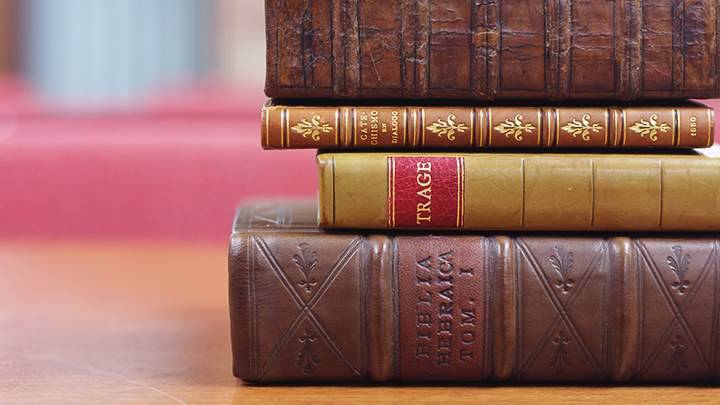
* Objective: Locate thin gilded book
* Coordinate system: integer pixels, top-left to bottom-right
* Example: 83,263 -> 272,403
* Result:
262,102 -> 714,149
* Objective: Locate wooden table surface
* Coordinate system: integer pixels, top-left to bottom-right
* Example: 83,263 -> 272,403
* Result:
1,241 -> 718,404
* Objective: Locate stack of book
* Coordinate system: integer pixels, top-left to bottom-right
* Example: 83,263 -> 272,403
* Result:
231,1 -> 720,383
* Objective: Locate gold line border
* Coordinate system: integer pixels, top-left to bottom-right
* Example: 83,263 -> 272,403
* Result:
456,157 -> 465,228
708,108 -> 714,147
470,108 -> 476,147
672,109 -> 678,146
353,109 -> 358,146
488,109 -> 494,146
603,109 -> 609,146
387,157 -> 395,228
536,109 -> 542,146
403,108 -> 408,147
264,107 -> 270,147
344,108 -> 350,147
281,108 -> 287,148
412,108 -> 418,147
621,109 -> 627,146
335,109 -> 340,147
421,109 -> 426,146
554,108 -> 560,147
478,108 -> 485,147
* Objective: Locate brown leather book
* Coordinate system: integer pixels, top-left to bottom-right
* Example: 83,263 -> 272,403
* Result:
265,0 -> 720,100
262,102 -> 714,149
230,201 -> 720,382
317,149 -> 720,231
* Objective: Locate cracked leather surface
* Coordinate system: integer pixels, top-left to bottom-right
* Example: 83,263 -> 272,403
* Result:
265,0 -> 720,100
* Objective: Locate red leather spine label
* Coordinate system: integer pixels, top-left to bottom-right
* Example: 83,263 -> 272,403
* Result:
397,236 -> 489,380
387,157 -> 464,228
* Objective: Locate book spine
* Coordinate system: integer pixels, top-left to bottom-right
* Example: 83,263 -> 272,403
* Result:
265,0 -> 720,100
262,105 -> 714,149
317,152 -> 720,231
230,223 -> 720,382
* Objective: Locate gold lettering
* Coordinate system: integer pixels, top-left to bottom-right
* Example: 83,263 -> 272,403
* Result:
417,173 -> 431,188
415,161 -> 432,224
417,213 -> 432,224
690,116 -> 698,137
391,110 -> 400,144
417,162 -> 432,172
359,112 -> 368,141
369,110 -> 380,145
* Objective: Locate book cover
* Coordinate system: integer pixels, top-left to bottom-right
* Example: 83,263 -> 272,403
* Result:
318,149 -> 720,231
265,0 -> 720,100
262,102 -> 714,149
231,202 -> 720,382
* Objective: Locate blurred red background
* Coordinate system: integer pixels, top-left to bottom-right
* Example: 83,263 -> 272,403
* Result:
0,1 -> 318,241
0,1 -> 718,242
0,83 -> 317,241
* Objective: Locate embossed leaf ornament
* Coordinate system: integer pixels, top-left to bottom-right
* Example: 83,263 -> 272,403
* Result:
629,113 -> 670,142
426,114 -> 468,141
666,245 -> 691,295
493,114 -> 535,141
291,115 -> 333,141
550,331 -> 571,371
550,246 -> 574,294
296,329 -> 319,375
665,335 -> 689,372
561,114 -> 602,141
293,242 -> 318,293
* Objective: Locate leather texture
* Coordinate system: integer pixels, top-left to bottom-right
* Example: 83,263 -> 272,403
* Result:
230,201 -> 720,382
318,149 -> 720,231
262,103 -> 715,149
265,0 -> 720,100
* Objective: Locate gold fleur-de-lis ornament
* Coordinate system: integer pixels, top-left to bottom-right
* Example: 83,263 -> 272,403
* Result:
426,114 -> 468,141
291,115 -> 334,141
494,114 -> 535,141
561,114 -> 602,141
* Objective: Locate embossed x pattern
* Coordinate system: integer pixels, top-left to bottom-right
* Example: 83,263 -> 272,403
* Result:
516,240 -> 607,378
634,242 -> 719,377
253,236 -> 362,379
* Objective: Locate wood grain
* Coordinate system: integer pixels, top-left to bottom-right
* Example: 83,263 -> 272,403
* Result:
0,241 -> 717,403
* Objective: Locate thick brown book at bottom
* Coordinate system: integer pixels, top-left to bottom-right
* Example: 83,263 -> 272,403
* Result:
230,202 -> 720,383
262,102 -> 714,150
318,149 -> 720,231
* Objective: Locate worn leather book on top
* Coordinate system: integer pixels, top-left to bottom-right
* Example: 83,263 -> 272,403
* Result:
262,102 -> 714,149
230,201 -> 720,382
265,0 -> 720,100
317,148 -> 720,231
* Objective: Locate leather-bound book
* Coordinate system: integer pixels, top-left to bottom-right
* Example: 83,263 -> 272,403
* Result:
317,149 -> 720,231
265,0 -> 720,100
262,102 -> 714,149
230,202 -> 720,382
